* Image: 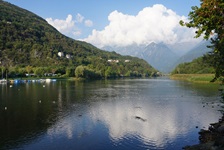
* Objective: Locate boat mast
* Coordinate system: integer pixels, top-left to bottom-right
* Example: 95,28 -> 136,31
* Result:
0,61 -> 3,79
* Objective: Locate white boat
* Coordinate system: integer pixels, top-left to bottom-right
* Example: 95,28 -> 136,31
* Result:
46,78 -> 51,82
0,79 -> 7,84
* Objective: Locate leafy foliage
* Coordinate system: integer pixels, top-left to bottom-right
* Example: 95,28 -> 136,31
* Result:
180,0 -> 224,81
0,0 -> 157,79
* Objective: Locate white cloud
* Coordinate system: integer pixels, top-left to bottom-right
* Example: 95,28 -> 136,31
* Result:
73,30 -> 82,36
84,20 -> 93,27
76,13 -> 84,23
46,14 -> 75,34
46,14 -> 94,38
83,4 -> 200,48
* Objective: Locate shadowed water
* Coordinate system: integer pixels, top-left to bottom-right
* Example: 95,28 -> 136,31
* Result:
0,78 -> 222,150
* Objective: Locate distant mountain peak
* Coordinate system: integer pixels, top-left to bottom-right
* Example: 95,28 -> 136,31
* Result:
101,39 -> 208,74
102,42 -> 179,73
148,42 -> 157,46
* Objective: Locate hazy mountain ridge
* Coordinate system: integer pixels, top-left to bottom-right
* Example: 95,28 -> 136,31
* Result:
170,41 -> 212,71
142,42 -> 178,73
175,41 -> 212,64
103,42 -> 179,73
103,41 -> 212,73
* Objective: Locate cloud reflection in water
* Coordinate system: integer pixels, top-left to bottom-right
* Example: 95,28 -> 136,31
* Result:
46,79 -> 221,149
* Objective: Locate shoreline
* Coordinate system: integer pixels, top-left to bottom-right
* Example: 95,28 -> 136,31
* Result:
184,115 -> 224,150
170,74 -> 222,84
170,74 -> 224,149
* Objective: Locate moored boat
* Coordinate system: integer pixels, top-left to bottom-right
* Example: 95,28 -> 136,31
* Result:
0,79 -> 7,84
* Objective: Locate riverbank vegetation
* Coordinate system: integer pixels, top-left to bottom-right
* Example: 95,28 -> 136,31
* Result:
171,56 -> 215,75
170,74 -> 222,84
170,56 -> 222,83
0,63 -> 159,80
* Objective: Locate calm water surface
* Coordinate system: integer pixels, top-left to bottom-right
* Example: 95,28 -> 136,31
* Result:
0,78 -> 222,150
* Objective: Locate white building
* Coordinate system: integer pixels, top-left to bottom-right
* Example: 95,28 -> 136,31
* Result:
66,54 -> 71,59
58,52 -> 64,57
125,60 -> 130,63
108,59 -> 119,63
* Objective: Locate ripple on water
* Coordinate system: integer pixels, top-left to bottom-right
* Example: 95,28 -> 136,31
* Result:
109,133 -> 165,150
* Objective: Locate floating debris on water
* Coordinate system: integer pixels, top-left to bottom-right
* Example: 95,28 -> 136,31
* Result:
134,106 -> 142,109
135,116 -> 147,122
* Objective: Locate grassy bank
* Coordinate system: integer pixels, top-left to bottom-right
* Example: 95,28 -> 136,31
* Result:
170,74 -> 221,84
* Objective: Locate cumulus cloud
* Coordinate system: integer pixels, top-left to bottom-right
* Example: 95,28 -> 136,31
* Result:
46,14 -> 75,34
46,14 -> 93,37
83,4 -> 200,48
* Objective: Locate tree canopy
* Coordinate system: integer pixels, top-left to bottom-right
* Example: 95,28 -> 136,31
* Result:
180,0 -> 224,82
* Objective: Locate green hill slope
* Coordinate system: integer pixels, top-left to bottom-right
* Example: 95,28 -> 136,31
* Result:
0,0 -> 156,78
171,56 -> 214,74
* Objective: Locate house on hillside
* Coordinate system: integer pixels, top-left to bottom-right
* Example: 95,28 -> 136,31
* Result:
58,52 -> 64,57
125,60 -> 130,63
108,59 -> 119,63
66,54 -> 71,59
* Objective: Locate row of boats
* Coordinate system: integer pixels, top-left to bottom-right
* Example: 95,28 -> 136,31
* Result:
0,78 -> 56,84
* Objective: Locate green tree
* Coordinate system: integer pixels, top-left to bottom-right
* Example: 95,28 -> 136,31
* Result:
18,67 -> 26,77
26,65 -> 33,74
75,65 -> 85,78
34,67 -> 45,77
105,66 -> 117,78
66,67 -> 75,77
180,0 -> 224,81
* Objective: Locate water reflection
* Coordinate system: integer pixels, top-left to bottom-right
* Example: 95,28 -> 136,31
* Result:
87,79 -> 221,149
0,78 -> 222,150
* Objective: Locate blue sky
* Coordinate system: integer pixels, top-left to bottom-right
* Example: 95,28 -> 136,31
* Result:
4,0 -> 201,48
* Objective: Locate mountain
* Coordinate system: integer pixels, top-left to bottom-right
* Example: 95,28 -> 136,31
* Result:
141,42 -> 178,73
171,41 -> 212,71
102,40 -> 213,73
102,44 -> 145,56
167,41 -> 201,57
0,0 -> 157,78
103,42 -> 179,73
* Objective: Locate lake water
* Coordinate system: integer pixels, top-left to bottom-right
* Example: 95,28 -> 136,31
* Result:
0,78 -> 222,150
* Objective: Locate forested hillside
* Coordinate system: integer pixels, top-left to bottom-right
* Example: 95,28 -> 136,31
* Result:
171,56 -> 214,74
0,0 -> 157,78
